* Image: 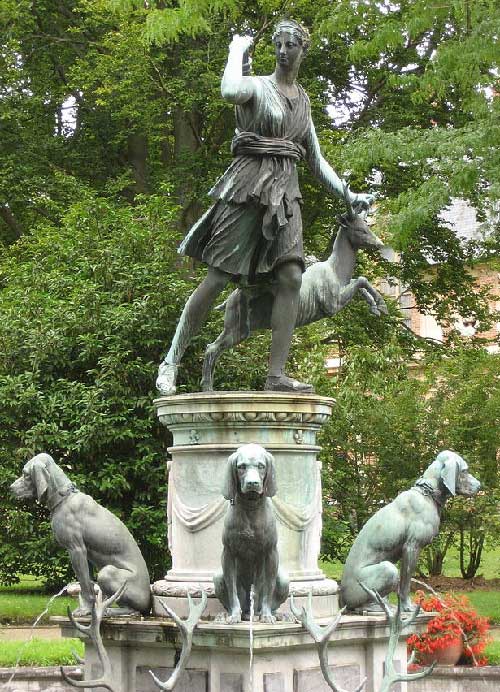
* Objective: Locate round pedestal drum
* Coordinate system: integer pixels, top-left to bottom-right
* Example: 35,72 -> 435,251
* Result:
152,391 -> 338,617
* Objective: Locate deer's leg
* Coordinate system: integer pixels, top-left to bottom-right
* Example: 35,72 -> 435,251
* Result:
356,277 -> 388,314
338,279 -> 363,309
340,278 -> 388,315
201,326 -> 246,391
358,287 -> 380,315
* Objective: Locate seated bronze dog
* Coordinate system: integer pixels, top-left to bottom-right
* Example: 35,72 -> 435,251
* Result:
214,444 -> 289,623
11,453 -> 151,616
340,450 -> 480,612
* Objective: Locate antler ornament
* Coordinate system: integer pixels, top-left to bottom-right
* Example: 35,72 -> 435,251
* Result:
150,591 -> 208,691
61,582 -> 127,692
290,591 -> 366,692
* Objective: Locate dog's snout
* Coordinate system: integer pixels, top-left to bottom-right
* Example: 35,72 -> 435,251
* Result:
10,476 -> 31,499
457,472 -> 481,497
242,468 -> 262,493
469,476 -> 481,493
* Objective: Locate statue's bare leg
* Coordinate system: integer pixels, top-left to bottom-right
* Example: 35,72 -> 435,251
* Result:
265,262 -> 313,393
156,267 -> 231,395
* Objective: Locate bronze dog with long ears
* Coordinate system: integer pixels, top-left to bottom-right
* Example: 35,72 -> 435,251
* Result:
340,450 -> 480,612
11,453 -> 151,616
214,444 -> 289,623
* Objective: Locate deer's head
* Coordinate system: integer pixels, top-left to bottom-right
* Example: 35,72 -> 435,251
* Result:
338,183 -> 384,251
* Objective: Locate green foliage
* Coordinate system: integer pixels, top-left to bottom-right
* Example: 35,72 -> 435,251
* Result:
318,341 -> 429,560
0,186 -> 273,584
421,347 -> 500,578
319,343 -> 499,571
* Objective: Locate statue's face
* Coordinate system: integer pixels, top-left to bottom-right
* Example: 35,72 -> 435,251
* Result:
273,30 -> 304,71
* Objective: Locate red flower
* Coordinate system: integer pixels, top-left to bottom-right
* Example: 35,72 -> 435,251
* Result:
407,591 -> 491,666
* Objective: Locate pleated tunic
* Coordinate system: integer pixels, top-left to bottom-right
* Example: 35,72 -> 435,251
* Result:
179,76 -> 312,281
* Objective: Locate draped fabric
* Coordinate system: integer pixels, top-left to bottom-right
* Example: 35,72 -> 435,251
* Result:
168,457 -> 321,547
179,77 -> 312,280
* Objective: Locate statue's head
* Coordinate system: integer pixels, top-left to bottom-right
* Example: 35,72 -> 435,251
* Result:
272,18 -> 310,72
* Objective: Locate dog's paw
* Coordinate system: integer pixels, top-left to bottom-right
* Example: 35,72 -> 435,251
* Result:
226,613 -> 242,624
71,607 -> 92,618
259,613 -> 276,625
276,611 -> 295,623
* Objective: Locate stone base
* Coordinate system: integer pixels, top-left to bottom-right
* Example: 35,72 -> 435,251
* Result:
55,613 -> 429,692
152,578 -> 339,619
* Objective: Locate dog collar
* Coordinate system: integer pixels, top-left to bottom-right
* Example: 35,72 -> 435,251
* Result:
414,479 -> 445,510
49,484 -> 78,513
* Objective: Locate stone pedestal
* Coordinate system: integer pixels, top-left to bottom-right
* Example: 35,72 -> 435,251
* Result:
56,613 -> 426,692
152,392 -> 337,617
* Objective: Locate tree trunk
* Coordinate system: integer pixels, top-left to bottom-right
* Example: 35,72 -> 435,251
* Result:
424,531 -> 454,576
127,133 -> 149,197
0,204 -> 23,241
173,107 -> 204,230
459,526 -> 485,579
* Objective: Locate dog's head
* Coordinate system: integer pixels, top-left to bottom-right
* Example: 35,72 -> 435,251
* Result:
10,453 -> 66,504
223,443 -> 276,501
426,450 -> 481,497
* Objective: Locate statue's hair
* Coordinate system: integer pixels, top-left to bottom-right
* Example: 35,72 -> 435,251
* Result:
272,18 -> 311,51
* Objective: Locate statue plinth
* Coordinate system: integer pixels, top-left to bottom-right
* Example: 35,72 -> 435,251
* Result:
152,391 -> 338,617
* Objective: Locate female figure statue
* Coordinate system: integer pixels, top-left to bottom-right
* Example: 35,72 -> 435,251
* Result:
157,19 -> 373,395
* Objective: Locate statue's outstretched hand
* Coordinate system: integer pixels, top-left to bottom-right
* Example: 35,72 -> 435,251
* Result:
229,34 -> 254,54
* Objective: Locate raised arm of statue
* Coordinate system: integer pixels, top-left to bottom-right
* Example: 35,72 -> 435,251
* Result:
221,34 -> 259,104
304,120 -> 374,211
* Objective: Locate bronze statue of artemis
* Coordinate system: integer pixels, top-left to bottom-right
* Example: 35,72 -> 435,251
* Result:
157,19 -> 373,395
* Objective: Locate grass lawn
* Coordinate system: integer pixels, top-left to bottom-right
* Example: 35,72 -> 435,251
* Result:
464,591 -> 500,625
320,544 -> 500,582
0,638 -> 84,667
0,576 -> 75,625
486,641 -> 500,665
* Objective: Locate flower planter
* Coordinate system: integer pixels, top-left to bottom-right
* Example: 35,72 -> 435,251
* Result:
407,591 -> 491,668
418,637 -> 463,666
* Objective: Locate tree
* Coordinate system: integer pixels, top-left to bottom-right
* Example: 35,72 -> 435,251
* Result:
0,188 -> 271,585
317,341 -> 430,562
318,343 -> 499,577
422,347 -> 500,578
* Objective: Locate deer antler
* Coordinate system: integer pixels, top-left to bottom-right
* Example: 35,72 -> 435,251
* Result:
150,591 -> 208,691
359,583 -> 435,692
290,591 -> 366,692
342,180 -> 355,220
61,582 -> 127,692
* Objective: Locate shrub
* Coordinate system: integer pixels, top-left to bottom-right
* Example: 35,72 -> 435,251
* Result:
407,590 -> 491,665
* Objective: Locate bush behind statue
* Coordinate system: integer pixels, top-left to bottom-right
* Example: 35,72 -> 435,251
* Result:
0,190 -> 270,586
318,342 -> 500,576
